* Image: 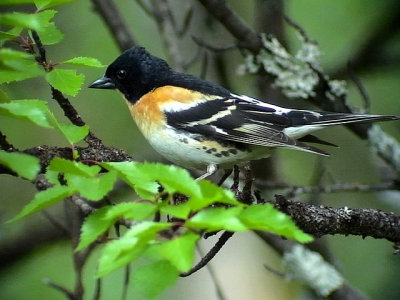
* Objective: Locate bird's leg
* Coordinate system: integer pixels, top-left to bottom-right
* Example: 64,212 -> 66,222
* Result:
196,164 -> 218,181
217,168 -> 233,186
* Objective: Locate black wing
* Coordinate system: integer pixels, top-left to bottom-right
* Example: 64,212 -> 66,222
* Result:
164,94 -> 330,155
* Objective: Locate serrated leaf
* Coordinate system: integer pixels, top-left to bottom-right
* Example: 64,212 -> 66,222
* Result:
34,0 -> 75,10
57,123 -> 89,143
45,69 -> 84,96
101,162 -> 159,200
48,157 -> 101,177
36,21 -> 63,45
0,99 -> 52,128
105,202 -> 156,221
156,232 -> 198,272
0,12 -> 42,30
160,203 -> 191,219
187,180 -> 241,211
0,150 -> 40,180
186,207 -> 246,232
97,221 -> 171,277
134,163 -> 202,198
0,49 -> 43,83
9,185 -> 73,222
131,259 -> 179,299
239,204 -> 313,243
63,57 -> 104,68
76,206 -> 113,251
66,171 -> 117,201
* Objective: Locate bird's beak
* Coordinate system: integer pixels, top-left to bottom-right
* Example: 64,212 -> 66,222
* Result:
89,76 -> 116,89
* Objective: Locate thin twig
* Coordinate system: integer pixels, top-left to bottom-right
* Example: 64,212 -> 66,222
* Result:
92,278 -> 101,300
196,244 -> 227,300
43,278 -> 75,300
347,62 -> 371,113
180,231 -> 234,277
121,265 -> 131,300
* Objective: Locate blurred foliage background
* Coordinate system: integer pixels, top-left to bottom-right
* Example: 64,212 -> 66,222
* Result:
1,0 -> 400,299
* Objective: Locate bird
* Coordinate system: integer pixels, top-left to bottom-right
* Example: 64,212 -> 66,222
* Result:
89,46 -> 398,180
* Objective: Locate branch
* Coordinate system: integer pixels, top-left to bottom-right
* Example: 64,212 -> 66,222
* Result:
198,0 -> 400,175
0,130 -> 17,151
273,194 -> 400,245
197,0 -> 261,52
90,0 -> 137,51
256,232 -> 369,300
179,231 -> 234,277
149,0 -> 185,70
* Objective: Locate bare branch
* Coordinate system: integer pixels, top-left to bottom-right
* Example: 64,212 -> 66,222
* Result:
150,0 -> 185,70
0,130 -> 17,151
256,232 -> 369,300
91,0 -> 137,51
197,0 -> 261,52
180,231 -> 234,277
272,194 -> 400,244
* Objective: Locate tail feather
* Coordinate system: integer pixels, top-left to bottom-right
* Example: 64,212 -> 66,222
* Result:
308,113 -> 398,126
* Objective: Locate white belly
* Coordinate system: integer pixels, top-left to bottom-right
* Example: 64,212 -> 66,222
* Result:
145,127 -> 270,170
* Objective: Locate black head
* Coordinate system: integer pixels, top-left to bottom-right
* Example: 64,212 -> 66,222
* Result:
89,46 -> 171,102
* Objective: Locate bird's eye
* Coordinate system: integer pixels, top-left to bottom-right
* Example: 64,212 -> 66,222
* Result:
117,69 -> 126,79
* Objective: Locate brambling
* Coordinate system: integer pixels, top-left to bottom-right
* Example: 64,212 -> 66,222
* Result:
89,46 -> 398,179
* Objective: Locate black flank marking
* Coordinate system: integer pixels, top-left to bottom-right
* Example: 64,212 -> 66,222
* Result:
229,149 -> 238,154
214,153 -> 223,158
221,151 -> 230,157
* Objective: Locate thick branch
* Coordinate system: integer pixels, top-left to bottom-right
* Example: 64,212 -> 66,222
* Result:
197,0 -> 261,52
273,195 -> 400,244
198,0 -> 400,175
91,0 -> 137,51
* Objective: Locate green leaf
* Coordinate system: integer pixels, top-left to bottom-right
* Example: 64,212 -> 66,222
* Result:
9,185 -> 73,222
131,259 -> 179,299
36,21 -> 63,45
105,202 -> 156,221
48,157 -> 101,177
0,151 -> 40,180
63,57 -> 104,68
187,180 -> 241,211
0,99 -> 52,128
134,163 -> 202,198
0,12 -> 42,31
156,232 -> 198,272
57,123 -> 89,144
45,69 -> 84,97
239,204 -> 313,243
77,202 -> 157,252
34,0 -> 75,10
1,0 -> 37,5
97,221 -> 171,277
160,203 -> 191,219
101,162 -> 159,200
76,206 -> 113,251
66,171 -> 117,201
186,207 -> 247,232
0,49 -> 43,83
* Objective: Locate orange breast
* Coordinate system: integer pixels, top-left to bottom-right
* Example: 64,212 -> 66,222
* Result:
128,86 -> 208,136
